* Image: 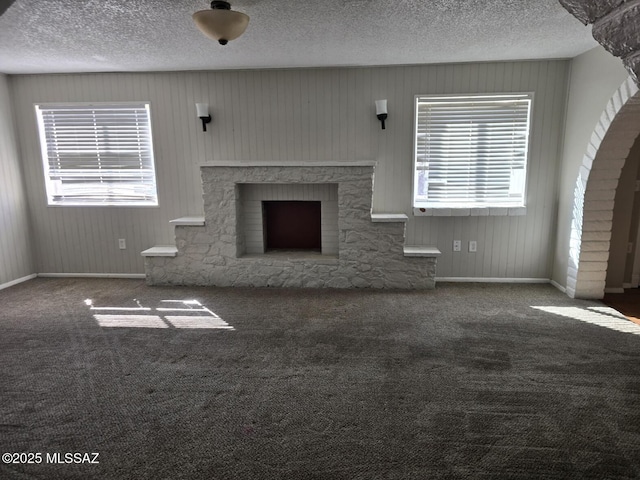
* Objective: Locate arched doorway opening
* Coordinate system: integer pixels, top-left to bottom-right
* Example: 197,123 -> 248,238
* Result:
567,77 -> 640,298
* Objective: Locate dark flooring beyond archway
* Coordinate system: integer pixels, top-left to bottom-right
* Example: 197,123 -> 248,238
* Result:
603,288 -> 640,325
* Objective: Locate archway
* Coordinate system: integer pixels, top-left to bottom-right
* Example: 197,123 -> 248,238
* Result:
567,77 -> 640,298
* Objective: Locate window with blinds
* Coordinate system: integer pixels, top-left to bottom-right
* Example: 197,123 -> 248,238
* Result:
35,103 -> 159,206
413,93 -> 532,210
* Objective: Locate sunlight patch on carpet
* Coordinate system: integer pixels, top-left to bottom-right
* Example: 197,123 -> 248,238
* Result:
531,306 -> 640,335
94,314 -> 168,328
164,316 -> 233,329
86,299 -> 233,330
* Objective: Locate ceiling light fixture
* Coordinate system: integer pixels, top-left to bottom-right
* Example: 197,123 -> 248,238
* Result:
193,1 -> 249,45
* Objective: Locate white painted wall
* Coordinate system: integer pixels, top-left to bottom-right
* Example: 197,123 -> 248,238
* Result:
553,47 -> 630,288
10,61 -> 569,278
625,150 -> 640,286
607,138 -> 640,289
606,141 -> 640,290
0,74 -> 34,286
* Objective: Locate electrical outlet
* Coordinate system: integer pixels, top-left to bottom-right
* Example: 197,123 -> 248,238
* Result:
453,240 -> 461,252
118,238 -> 126,250
628,242 -> 634,254
469,241 -> 477,252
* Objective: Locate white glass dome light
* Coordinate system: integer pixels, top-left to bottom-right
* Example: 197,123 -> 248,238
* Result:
193,1 -> 250,45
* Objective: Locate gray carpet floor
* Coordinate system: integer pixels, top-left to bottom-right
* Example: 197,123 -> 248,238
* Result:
1,278 -> 640,479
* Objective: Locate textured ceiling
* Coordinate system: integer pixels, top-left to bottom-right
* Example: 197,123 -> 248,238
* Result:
0,0 -> 597,75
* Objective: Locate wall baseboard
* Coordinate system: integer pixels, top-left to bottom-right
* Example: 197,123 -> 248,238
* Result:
3,274 -> 567,289
436,277 -> 551,284
0,273 -> 38,291
550,279 -> 566,293
37,273 -> 146,279
604,287 -> 625,294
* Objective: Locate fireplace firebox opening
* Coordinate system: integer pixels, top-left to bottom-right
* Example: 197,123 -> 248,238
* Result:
263,201 -> 321,251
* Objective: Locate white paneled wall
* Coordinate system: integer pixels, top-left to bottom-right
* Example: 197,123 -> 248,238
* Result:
9,61 -> 569,278
0,74 -> 34,286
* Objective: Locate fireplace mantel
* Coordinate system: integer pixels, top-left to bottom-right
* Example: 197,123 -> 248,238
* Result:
200,161 -> 376,168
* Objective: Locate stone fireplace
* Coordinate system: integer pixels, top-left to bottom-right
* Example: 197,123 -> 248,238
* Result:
143,162 -> 439,288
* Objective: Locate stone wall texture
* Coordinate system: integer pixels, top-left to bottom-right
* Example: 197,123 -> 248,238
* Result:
559,0 -> 640,84
144,164 -> 437,289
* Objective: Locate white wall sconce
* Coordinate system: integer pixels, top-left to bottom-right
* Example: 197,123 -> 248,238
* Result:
375,99 -> 388,129
196,103 -> 212,132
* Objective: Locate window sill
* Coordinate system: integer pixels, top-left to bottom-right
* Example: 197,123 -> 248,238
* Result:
413,207 -> 526,217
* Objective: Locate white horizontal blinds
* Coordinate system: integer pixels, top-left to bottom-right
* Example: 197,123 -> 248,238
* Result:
36,103 -> 158,206
414,94 -> 531,208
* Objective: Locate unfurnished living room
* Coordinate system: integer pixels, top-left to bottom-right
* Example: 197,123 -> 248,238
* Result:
1,1 -> 640,478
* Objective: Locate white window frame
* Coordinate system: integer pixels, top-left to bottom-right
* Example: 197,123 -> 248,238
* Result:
35,102 -> 159,207
412,93 -> 533,216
